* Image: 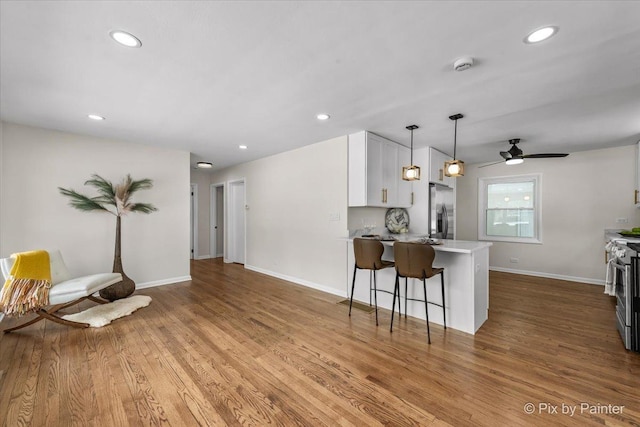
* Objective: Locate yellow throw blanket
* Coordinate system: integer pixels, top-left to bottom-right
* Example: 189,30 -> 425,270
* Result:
0,250 -> 52,316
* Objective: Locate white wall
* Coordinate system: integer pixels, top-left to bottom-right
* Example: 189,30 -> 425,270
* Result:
210,136 -> 349,296
457,144 -> 640,283
0,120 -> 4,256
0,122 -> 191,286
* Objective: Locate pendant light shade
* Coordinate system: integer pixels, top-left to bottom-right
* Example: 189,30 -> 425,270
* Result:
402,125 -> 421,181
444,113 -> 465,177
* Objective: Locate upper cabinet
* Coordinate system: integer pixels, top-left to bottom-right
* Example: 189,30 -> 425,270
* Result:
428,147 -> 455,188
349,131 -> 412,208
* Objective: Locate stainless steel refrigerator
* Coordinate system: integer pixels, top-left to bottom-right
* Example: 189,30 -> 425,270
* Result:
429,183 -> 454,239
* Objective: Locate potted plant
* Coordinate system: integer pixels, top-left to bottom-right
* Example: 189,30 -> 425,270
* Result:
59,174 -> 157,301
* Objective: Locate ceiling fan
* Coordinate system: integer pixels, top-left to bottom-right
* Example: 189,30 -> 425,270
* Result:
480,138 -> 569,168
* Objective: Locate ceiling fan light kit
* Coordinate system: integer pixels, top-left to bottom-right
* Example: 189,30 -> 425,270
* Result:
477,138 -> 569,168
402,125 -> 421,181
444,113 -> 465,177
505,158 -> 524,165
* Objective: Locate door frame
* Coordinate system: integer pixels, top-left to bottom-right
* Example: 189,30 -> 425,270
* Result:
190,183 -> 198,260
210,182 -> 225,259
226,178 -> 246,264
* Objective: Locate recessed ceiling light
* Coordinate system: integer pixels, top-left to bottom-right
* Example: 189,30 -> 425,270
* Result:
524,26 -> 558,44
109,30 -> 142,48
88,114 -> 105,121
196,162 -> 213,169
239,145 -> 248,150
316,113 -> 330,120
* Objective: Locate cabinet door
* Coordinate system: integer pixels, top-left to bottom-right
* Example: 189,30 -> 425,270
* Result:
382,140 -> 399,206
429,148 -> 454,187
366,134 -> 386,207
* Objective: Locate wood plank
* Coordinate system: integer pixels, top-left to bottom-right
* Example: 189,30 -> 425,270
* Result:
1,260 -> 638,426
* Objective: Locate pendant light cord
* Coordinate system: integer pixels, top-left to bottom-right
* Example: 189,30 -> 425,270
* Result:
453,119 -> 457,161
410,129 -> 414,164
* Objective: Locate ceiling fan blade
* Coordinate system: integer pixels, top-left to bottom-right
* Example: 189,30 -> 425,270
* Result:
478,160 -> 505,168
523,153 -> 569,159
499,151 -> 511,160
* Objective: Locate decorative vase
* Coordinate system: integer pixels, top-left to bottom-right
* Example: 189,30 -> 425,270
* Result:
99,216 -> 135,301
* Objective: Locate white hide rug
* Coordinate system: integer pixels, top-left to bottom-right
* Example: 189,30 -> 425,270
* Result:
62,295 -> 152,327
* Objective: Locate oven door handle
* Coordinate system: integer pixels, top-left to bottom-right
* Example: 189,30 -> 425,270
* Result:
611,262 -> 627,273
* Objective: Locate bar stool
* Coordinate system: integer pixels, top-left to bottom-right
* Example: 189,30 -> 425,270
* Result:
390,241 -> 446,344
350,238 -> 396,325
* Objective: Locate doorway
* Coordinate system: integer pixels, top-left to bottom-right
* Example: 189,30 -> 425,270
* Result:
190,183 -> 198,260
228,179 -> 246,264
210,183 -> 225,258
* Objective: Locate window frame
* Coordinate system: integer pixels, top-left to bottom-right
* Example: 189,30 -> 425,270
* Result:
478,173 -> 542,244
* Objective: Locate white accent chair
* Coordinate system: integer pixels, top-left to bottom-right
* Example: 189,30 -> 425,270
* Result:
0,250 -> 122,333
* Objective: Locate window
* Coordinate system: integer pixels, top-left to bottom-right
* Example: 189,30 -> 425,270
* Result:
478,174 -> 541,244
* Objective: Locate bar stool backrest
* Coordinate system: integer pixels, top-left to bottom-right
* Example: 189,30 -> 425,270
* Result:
393,242 -> 437,279
353,238 -> 386,270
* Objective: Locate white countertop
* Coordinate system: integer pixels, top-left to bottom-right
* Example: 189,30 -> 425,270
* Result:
344,234 -> 492,254
605,229 -> 640,244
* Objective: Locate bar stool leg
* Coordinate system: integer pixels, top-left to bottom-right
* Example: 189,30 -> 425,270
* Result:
349,265 -> 357,317
440,271 -> 446,330
390,273 -> 399,332
373,270 -> 379,326
423,278 -> 431,344
369,270 -> 373,306
404,277 -> 408,318
396,278 -> 402,318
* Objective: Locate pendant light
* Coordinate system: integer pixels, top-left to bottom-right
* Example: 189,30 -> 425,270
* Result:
444,113 -> 465,177
402,125 -> 421,181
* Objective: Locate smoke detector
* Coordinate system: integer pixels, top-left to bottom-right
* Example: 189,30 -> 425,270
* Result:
453,57 -> 474,72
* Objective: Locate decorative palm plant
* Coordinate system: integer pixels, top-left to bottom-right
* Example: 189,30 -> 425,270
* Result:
59,174 -> 157,301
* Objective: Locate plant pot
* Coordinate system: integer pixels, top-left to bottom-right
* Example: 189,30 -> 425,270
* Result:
99,272 -> 135,301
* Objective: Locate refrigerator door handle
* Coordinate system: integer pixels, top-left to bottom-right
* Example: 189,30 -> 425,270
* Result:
442,204 -> 448,238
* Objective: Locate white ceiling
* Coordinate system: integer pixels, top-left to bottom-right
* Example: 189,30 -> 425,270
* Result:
1,1 -> 639,170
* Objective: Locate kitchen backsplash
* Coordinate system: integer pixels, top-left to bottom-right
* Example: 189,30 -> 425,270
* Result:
348,206 -> 393,234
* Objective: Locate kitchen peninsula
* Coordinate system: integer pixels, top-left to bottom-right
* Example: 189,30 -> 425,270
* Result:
346,235 -> 492,334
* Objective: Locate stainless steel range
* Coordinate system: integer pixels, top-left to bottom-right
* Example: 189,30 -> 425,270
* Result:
626,242 -> 640,352
609,240 -> 639,351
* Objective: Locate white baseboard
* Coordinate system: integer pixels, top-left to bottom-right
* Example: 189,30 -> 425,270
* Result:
195,254 -> 211,260
490,266 -> 604,286
136,275 -> 192,290
245,264 -> 347,298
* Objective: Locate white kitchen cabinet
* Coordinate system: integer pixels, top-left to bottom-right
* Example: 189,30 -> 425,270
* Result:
429,147 -> 455,188
348,131 -> 412,208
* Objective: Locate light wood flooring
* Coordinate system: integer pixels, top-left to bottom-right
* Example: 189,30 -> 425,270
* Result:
1,259 -> 639,426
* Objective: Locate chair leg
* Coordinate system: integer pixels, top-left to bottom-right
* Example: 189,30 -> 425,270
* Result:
373,270 -> 379,326
369,270 -> 373,306
2,313 -> 46,333
390,273 -> 399,332
423,278 -> 431,344
349,265 -> 357,317
440,271 -> 446,330
404,277 -> 408,318
2,294 -> 110,333
87,295 -> 109,305
3,304 -> 92,333
37,309 -> 90,328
